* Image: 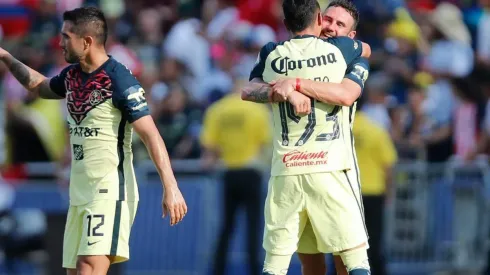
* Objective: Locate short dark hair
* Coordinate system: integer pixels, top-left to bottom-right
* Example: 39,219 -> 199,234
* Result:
63,7 -> 108,46
282,0 -> 321,33
326,0 -> 360,30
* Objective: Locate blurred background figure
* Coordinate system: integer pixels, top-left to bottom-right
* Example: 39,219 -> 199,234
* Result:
200,78 -> 271,275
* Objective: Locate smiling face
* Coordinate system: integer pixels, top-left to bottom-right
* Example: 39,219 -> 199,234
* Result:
321,6 -> 357,38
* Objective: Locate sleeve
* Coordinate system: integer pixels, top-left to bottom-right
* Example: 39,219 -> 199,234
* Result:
200,107 -> 219,149
345,57 -> 370,91
249,42 -> 277,81
324,36 -> 363,66
49,66 -> 72,98
111,66 -> 150,123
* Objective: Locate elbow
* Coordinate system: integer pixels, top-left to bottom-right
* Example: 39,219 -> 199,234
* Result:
362,44 -> 371,58
338,94 -> 359,106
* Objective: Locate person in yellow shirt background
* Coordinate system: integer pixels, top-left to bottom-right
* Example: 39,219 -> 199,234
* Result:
200,78 -> 272,275
352,95 -> 398,275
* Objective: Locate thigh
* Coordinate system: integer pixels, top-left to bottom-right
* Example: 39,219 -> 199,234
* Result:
304,171 -> 368,253
63,206 -> 82,269
77,200 -> 137,265
263,175 -> 307,255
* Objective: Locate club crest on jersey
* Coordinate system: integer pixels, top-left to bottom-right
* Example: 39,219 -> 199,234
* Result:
89,90 -> 104,105
271,54 -> 337,76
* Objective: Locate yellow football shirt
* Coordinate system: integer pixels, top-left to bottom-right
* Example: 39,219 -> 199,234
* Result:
201,92 -> 272,168
352,112 -> 398,195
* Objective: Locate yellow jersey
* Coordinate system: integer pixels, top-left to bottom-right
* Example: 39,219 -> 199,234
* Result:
352,112 -> 397,195
201,93 -> 272,168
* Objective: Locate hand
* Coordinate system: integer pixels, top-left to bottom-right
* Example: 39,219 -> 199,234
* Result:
287,91 -> 311,115
162,183 -> 188,226
270,78 -> 295,101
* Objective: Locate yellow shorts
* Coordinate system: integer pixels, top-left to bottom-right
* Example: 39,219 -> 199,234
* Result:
62,200 -> 138,269
263,169 -> 367,255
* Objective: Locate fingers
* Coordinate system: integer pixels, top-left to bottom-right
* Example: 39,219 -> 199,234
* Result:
170,206 -> 177,226
162,204 -> 168,218
164,200 -> 188,226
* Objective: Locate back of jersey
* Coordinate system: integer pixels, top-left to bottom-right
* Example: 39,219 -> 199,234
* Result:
249,35 -> 363,176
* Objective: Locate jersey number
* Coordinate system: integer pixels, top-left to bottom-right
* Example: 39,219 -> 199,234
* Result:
279,101 -> 340,146
87,214 -> 105,237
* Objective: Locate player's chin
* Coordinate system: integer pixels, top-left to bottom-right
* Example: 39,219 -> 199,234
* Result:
64,55 -> 79,64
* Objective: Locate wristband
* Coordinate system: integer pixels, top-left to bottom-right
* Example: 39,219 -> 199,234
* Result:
295,78 -> 301,91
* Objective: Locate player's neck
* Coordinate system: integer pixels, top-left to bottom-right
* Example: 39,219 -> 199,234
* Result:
79,51 -> 110,74
293,27 -> 320,38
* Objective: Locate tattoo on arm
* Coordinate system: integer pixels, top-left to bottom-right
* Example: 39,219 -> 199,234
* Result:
245,85 -> 272,103
5,55 -> 44,90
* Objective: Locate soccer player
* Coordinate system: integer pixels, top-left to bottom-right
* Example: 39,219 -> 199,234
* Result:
299,2 -> 370,274
241,0 -> 370,274
0,7 -> 187,275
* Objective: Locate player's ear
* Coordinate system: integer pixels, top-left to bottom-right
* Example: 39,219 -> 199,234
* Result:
317,11 -> 322,26
348,31 -> 356,39
83,36 -> 94,49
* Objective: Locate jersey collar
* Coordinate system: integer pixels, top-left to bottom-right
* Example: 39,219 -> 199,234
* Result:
292,34 -> 317,39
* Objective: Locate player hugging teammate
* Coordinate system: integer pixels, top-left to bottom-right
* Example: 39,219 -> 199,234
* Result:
242,0 -> 371,274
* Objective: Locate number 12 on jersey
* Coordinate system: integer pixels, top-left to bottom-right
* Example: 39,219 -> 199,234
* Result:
278,100 -> 340,146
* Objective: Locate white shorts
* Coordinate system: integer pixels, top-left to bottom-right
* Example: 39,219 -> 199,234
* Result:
263,169 -> 367,255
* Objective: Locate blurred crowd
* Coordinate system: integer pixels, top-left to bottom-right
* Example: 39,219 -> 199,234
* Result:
0,0 -> 490,178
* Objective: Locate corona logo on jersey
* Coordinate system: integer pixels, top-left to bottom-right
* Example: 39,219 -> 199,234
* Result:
282,149 -> 329,168
271,53 -> 338,76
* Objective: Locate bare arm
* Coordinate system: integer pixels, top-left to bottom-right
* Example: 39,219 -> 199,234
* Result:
297,78 -> 361,106
271,77 -> 361,106
361,42 -> 371,58
241,78 -> 274,103
1,53 -> 62,99
133,115 -> 177,188
132,115 -> 187,225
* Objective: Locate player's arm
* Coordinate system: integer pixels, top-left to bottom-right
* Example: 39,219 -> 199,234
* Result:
241,78 -> 282,103
0,50 -> 64,99
360,42 -> 371,58
241,42 -> 284,103
114,81 -> 187,225
271,57 -> 369,106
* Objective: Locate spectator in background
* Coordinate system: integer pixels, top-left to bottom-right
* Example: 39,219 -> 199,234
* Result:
362,72 -> 393,130
476,0 -> 490,68
450,77 -> 486,160
153,83 -> 202,159
200,78 -> 271,275
418,2 -> 474,163
352,97 -> 398,275
465,67 -> 490,160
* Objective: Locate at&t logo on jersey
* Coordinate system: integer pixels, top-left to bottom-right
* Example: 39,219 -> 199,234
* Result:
271,54 -> 338,76
282,150 -> 328,168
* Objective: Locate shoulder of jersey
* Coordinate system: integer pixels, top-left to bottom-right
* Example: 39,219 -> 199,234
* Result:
107,59 -> 140,89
